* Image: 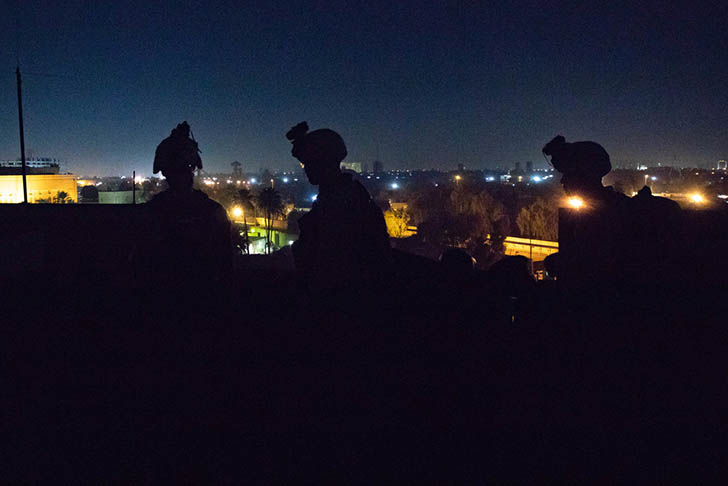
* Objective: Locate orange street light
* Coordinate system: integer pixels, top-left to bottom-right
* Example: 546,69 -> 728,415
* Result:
567,196 -> 585,209
689,193 -> 705,204
232,207 -> 243,218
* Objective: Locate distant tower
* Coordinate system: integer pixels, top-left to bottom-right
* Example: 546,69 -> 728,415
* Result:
361,161 -> 370,173
373,160 -> 384,174
526,161 -> 533,173
231,161 -> 242,178
515,162 -> 522,173
457,163 -> 465,172
718,160 -> 727,171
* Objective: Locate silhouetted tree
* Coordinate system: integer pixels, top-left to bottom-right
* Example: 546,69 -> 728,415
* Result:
234,188 -> 255,254
286,209 -> 307,235
56,191 -> 68,204
384,207 -> 412,238
411,184 -> 504,247
80,185 -> 99,203
516,197 -> 558,241
257,187 -> 284,253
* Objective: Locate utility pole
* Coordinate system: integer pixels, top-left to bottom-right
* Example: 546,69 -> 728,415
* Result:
16,66 -> 28,203
132,171 -> 136,204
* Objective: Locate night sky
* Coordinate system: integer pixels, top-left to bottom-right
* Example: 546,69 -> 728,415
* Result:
0,1 -> 726,176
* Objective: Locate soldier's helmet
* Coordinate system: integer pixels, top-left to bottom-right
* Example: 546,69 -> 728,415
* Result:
153,121 -> 202,174
286,121 -> 347,167
542,135 -> 611,178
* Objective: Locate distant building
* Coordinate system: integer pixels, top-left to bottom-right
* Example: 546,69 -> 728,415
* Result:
0,174 -> 78,203
231,161 -> 243,178
526,161 -> 533,173
457,163 -> 465,172
718,160 -> 727,171
98,191 -> 147,204
0,158 -> 61,175
361,161 -> 370,173
340,162 -> 362,173
373,160 -> 384,173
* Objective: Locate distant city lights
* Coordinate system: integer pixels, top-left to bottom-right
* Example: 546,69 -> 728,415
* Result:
390,182 -> 399,189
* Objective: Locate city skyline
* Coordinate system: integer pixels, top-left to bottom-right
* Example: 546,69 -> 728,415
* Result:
1,1 -> 726,175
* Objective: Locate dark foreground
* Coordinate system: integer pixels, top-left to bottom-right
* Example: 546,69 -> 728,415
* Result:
3,205 -> 728,482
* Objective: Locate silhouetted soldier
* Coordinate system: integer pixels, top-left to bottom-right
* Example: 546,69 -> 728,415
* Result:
622,185 -> 683,299
543,135 -> 629,208
285,121 -> 391,291
141,121 -> 232,310
543,135 -> 628,297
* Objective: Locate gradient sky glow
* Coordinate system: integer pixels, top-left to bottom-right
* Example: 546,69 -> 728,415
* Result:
1,1 -> 726,175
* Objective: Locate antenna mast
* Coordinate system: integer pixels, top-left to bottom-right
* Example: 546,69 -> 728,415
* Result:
16,66 -> 28,203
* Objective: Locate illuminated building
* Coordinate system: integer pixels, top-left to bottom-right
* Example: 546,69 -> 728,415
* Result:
718,160 -> 727,171
340,162 -> 362,173
0,174 -> 78,203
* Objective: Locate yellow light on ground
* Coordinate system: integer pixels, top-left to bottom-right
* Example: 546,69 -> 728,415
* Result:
232,207 -> 243,218
689,193 -> 705,204
567,196 -> 585,209
455,175 -> 462,180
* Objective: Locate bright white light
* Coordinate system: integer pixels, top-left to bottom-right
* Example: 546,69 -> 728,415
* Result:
232,207 -> 243,218
717,195 -> 728,199
486,176 -> 495,182
311,194 -> 318,202
289,241 -> 294,245
390,182 -> 399,189
689,193 -> 705,204
282,177 -> 289,183
532,176 -> 542,182
650,176 -> 657,181
250,178 -> 257,184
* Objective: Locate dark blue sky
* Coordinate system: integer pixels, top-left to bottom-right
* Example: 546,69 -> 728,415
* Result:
1,0 -> 726,175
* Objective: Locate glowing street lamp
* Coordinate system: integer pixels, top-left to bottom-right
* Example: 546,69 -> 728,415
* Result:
232,207 -> 243,219
567,196 -> 585,209
689,193 -> 705,204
